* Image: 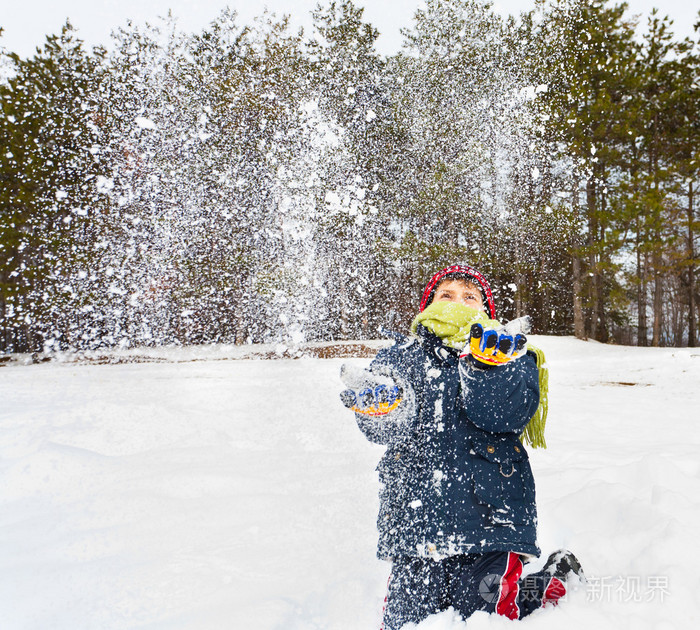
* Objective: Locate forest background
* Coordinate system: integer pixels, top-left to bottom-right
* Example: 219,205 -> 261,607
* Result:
1,0 -> 699,353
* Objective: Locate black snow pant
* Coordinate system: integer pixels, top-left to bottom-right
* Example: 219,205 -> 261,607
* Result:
381,551 -> 566,630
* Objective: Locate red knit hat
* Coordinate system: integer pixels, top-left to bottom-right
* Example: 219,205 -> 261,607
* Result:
420,264 -> 496,319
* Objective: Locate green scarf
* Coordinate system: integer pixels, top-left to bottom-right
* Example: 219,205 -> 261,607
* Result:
410,301 -> 494,348
410,301 -> 549,449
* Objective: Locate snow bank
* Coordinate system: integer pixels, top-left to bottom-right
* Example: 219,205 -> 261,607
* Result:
1,336 -> 699,628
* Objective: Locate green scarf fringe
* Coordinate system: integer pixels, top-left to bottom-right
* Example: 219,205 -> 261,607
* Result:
410,302 -> 549,449
521,343 -> 548,449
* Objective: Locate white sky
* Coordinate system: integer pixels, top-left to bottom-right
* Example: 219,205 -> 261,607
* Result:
1,0 -> 697,58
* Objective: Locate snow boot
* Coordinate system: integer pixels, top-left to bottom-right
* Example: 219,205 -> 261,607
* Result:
543,549 -> 585,583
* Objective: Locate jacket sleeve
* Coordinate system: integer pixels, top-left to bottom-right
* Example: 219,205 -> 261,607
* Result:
353,344 -> 420,445
459,351 -> 540,434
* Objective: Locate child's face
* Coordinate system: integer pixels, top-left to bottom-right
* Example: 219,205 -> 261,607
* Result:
433,279 -> 485,312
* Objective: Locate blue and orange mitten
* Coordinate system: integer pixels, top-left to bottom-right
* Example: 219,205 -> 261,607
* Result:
339,364 -> 404,416
460,316 -> 531,367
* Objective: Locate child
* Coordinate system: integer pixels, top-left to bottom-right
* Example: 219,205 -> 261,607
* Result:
340,264 -> 583,629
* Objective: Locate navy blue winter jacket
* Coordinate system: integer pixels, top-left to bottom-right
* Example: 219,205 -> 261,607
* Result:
356,325 -> 541,560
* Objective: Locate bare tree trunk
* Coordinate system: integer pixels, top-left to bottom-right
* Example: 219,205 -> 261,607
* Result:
515,230 -> 524,318
595,253 -> 608,342
587,177 -> 598,340
0,290 -> 6,353
689,180 -> 696,347
648,131 -> 663,347
571,180 -> 585,339
673,279 -> 684,347
514,276 -> 523,318
596,189 -> 609,343
572,254 -> 585,339
636,232 -> 648,346
652,248 -> 663,347
339,271 -> 349,340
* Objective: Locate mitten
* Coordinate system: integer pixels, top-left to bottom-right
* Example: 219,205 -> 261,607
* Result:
460,316 -> 531,367
339,364 -> 404,416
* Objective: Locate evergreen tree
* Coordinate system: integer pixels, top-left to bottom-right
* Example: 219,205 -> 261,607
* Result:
534,0 -> 638,341
631,11 -> 685,346
1,2 -> 698,350
0,23 -> 110,352
385,0 -> 515,323
307,1 -> 389,339
666,18 -> 700,346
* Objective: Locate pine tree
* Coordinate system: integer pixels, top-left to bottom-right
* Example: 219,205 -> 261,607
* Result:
386,1 -> 519,317
534,0 -> 638,342
667,17 -> 700,346
0,23 -> 110,352
307,1 -> 389,339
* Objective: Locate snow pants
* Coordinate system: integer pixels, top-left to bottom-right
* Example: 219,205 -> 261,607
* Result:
381,552 -> 566,630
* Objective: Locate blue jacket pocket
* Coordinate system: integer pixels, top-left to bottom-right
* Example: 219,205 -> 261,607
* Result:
470,434 -> 531,525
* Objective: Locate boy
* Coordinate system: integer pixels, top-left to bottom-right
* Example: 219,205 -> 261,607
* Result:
340,264 -> 583,629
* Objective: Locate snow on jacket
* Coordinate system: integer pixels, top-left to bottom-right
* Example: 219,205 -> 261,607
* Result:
356,325 -> 541,561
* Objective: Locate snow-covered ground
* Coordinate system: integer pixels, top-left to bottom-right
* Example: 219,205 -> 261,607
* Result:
1,336 -> 699,629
